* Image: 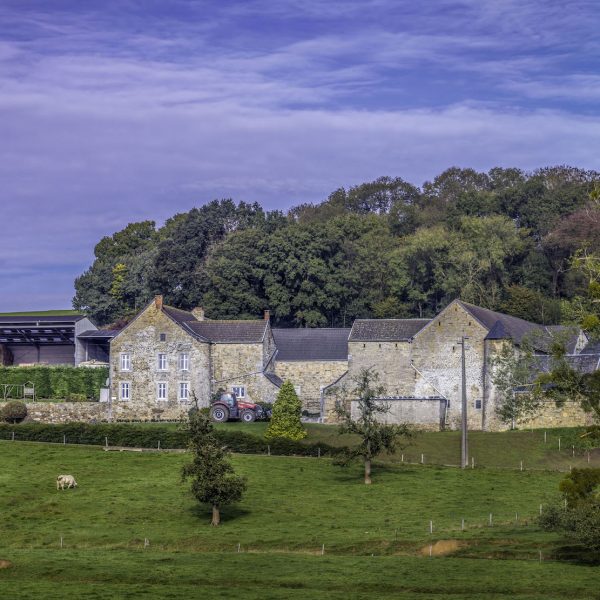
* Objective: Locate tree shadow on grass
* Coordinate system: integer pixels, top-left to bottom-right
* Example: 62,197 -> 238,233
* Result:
187,503 -> 251,525
552,544 -> 600,565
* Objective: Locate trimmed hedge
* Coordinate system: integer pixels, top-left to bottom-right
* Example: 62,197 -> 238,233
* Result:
0,366 -> 108,400
0,423 -> 345,457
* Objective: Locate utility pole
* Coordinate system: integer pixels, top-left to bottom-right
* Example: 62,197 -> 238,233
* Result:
458,337 -> 469,469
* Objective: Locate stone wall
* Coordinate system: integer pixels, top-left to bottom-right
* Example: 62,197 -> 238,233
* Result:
412,302 -> 488,430
1,401 -> 190,424
110,303 -> 211,409
520,401 -> 594,430
348,341 -> 415,396
273,360 -> 348,412
211,342 -> 278,403
350,398 -> 446,431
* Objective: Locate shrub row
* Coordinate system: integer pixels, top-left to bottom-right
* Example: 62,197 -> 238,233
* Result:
0,423 -> 345,457
0,366 -> 108,400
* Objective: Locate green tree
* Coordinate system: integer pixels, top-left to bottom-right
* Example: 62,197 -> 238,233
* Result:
332,368 -> 411,484
181,411 -> 247,526
539,468 -> 600,552
490,339 -> 543,429
265,381 -> 306,441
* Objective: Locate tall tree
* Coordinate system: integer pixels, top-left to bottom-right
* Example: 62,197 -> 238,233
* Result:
182,411 -> 247,526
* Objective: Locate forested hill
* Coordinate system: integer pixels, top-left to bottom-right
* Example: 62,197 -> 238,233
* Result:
74,166 -> 600,328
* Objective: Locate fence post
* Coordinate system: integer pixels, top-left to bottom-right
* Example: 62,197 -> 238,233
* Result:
558,437 -> 561,451
461,518 -> 465,531
105,436 -> 108,449
157,440 -> 161,450
11,431 -> 14,441
429,520 -> 433,534
317,447 -> 321,458
539,504 -> 543,515
63,434 -> 66,445
544,431 -> 547,443
60,536 -> 63,549
520,460 -> 523,471
471,456 -> 474,469
421,453 -> 424,464
489,513 -> 493,527
321,544 -> 325,556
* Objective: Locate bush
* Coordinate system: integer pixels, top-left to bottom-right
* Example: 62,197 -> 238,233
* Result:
0,366 -> 108,400
559,468 -> 600,507
1,401 -> 27,423
265,381 -> 306,441
66,393 -> 88,403
0,422 -> 345,457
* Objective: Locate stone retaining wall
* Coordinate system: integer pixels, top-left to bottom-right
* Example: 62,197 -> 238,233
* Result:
1,401 -> 190,424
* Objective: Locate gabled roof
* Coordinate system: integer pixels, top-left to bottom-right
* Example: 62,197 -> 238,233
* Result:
531,353 -> 600,376
458,301 -> 580,351
187,320 -> 268,343
272,328 -> 350,361
349,319 -> 430,342
582,339 -> 600,354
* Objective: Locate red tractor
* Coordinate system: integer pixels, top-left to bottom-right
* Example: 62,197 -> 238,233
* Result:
210,392 -> 267,423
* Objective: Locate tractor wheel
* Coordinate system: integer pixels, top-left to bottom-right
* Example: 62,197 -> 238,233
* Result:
240,409 -> 256,423
210,405 -> 230,423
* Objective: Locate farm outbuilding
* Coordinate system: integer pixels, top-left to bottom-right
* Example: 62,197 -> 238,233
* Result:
0,313 -> 104,366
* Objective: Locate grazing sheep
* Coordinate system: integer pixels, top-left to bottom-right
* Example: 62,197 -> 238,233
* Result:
56,475 -> 77,490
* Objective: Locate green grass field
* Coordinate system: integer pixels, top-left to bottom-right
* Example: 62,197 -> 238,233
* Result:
0,440 -> 598,598
154,421 -> 597,471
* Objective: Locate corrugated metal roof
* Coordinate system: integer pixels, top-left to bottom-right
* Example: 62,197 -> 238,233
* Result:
272,328 -> 350,361
349,319 -> 430,341
77,329 -> 119,339
0,314 -> 86,324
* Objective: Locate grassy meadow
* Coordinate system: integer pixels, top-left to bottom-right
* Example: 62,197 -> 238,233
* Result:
0,439 -> 598,598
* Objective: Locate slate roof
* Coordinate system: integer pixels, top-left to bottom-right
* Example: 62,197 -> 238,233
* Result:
161,305 -> 268,343
272,328 -> 350,361
264,372 -> 284,387
349,319 -> 430,342
583,339 -> 600,354
459,301 -> 580,351
530,353 -> 600,376
187,320 -> 268,343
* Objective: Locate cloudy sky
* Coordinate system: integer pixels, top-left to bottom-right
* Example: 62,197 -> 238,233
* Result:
1,0 -> 599,311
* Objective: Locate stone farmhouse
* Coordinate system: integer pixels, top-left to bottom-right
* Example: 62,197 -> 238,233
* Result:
105,295 -> 599,431
2,295 -> 598,430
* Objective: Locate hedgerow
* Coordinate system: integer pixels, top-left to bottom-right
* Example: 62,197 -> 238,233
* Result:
0,366 -> 108,400
0,422 -> 344,457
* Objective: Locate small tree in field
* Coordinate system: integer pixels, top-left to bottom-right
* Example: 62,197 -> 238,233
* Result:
265,380 -> 307,441
332,368 -> 411,484
182,411 -> 246,526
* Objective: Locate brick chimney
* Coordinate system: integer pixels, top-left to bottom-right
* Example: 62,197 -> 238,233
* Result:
154,295 -> 163,310
264,309 -> 270,321
192,307 -> 205,321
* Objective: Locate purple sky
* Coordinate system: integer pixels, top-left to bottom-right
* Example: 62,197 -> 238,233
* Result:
1,0 -> 600,311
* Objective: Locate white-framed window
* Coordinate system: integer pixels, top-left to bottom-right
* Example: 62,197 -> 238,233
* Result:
157,382 -> 168,401
474,399 -> 482,410
157,353 -> 168,371
120,381 -> 131,401
294,385 -> 302,395
232,385 -> 245,398
120,353 -> 131,371
178,352 -> 189,371
178,382 -> 190,402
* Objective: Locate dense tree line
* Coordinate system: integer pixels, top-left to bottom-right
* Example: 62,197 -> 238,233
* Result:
73,166 -> 600,327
